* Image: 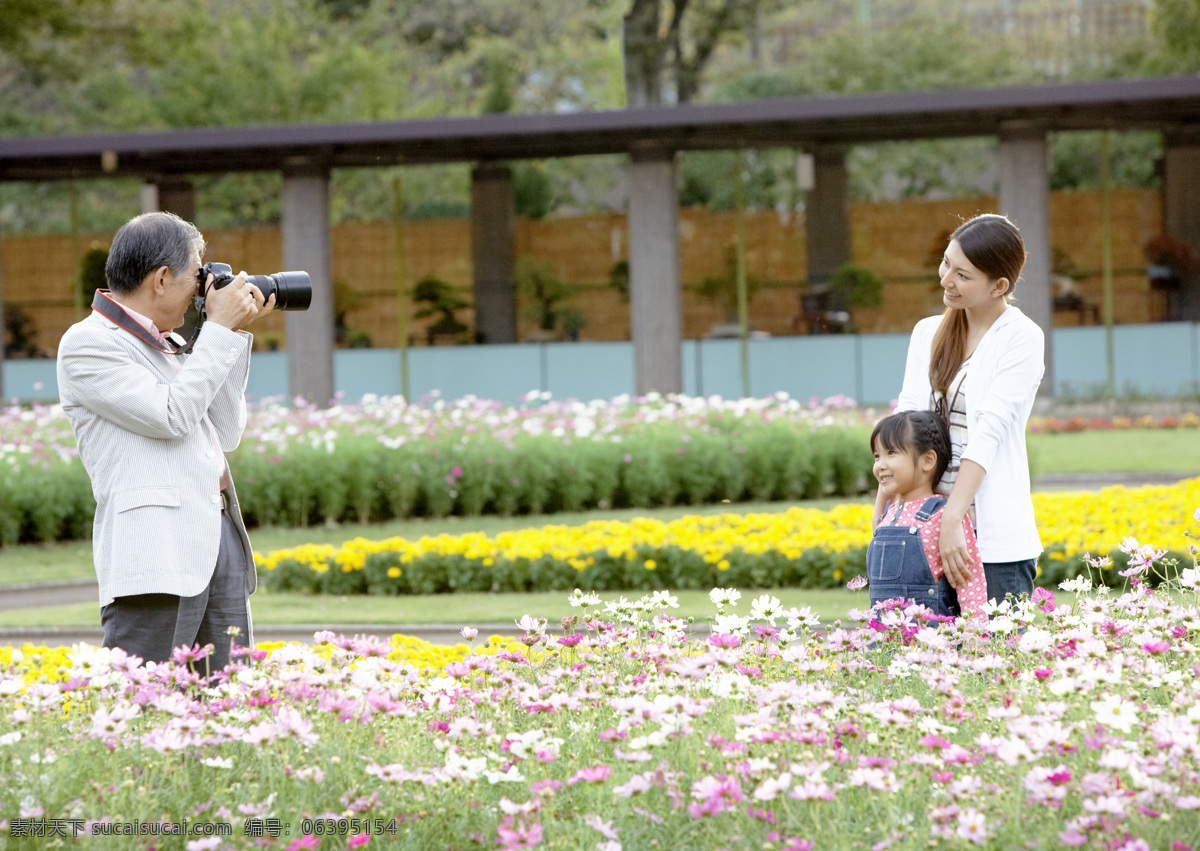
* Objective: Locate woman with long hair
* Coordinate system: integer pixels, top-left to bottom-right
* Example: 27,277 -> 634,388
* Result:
875,213 -> 1045,606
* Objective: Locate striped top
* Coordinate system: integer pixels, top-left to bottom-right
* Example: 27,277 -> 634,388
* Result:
934,359 -> 976,524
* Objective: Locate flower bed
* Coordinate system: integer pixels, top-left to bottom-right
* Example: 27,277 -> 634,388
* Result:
258,479 -> 1200,596
3,566 -> 1200,848
0,394 -> 877,545
1029,413 -> 1200,433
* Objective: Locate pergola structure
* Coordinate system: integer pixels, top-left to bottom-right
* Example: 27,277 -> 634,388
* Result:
3,75 -> 1199,403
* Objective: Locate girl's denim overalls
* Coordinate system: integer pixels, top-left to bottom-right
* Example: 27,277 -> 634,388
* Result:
867,496 -> 960,617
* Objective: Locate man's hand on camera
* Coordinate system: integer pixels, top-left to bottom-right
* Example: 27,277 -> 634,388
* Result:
232,286 -> 275,332
204,272 -> 272,331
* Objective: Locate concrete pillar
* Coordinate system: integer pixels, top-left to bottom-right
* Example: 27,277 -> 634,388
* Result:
0,245 -> 5,400
281,162 -> 335,407
804,145 -> 852,287
1163,129 -> 1200,322
470,163 -> 517,344
140,182 -> 160,214
628,143 -> 682,395
156,178 -> 196,222
998,124 -> 1054,396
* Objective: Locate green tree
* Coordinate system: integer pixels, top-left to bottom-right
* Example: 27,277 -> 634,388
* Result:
1147,0 -> 1200,72
622,0 -> 771,106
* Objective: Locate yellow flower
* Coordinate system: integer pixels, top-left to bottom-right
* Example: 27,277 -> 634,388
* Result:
254,479 -> 1200,592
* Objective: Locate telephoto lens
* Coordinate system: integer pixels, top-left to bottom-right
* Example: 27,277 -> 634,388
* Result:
245,272 -> 312,311
199,263 -> 312,313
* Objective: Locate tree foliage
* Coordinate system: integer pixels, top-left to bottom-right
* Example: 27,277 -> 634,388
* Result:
622,0 -> 771,106
1147,0 -> 1200,72
0,0 -> 1190,232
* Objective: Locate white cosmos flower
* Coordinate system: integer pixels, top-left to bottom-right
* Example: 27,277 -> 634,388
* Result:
709,588 -> 742,608
568,589 -> 602,608
713,614 -> 751,635
1091,694 -> 1139,733
749,595 -> 783,624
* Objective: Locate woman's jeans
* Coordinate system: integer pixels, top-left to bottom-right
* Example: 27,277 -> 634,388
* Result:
867,496 -> 960,618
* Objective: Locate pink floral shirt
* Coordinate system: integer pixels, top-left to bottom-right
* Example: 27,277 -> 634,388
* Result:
879,498 -> 987,615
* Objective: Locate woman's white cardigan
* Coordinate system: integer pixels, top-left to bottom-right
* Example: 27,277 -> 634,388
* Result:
895,306 -> 1045,563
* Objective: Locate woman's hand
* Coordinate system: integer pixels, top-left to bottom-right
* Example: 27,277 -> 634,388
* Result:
939,516 -> 973,588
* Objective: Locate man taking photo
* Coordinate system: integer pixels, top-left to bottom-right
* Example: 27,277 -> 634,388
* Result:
57,211 -> 274,673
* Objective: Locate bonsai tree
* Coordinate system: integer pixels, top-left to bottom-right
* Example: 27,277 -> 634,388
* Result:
412,275 -> 471,345
78,246 -> 109,306
516,258 -> 583,339
828,263 -> 885,311
694,244 -> 761,323
3,303 -> 39,358
608,259 -> 630,303
1144,234 -> 1200,288
333,280 -> 372,348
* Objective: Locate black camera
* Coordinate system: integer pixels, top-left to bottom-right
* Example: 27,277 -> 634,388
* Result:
195,262 -> 312,321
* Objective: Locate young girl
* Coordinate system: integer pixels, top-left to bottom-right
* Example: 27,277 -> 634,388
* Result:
868,410 -> 986,617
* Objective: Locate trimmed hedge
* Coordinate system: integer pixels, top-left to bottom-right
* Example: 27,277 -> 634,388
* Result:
232,420 -> 874,530
0,397 -> 875,544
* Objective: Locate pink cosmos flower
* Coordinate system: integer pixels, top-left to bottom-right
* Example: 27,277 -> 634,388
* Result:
846,575 -> 868,591
567,765 -> 612,785
1142,641 -> 1170,654
956,809 -> 988,844
186,839 -> 221,851
584,815 -> 619,840
172,643 -> 212,665
530,780 -> 562,796
496,817 -> 543,849
1031,586 -> 1056,612
707,633 -> 741,649
765,836 -> 815,851
287,836 -> 320,850
348,835 -> 370,848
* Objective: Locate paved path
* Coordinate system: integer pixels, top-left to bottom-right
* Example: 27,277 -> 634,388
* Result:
1034,472 -> 1199,489
1,579 -> 99,612
0,623 -> 535,648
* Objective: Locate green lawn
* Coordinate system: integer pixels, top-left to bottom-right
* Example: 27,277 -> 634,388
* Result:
0,587 -> 875,629
1027,428 -> 1200,475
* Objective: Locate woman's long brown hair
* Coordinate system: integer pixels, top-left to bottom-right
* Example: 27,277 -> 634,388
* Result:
928,214 -> 1027,397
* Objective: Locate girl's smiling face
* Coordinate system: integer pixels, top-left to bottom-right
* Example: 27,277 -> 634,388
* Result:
872,436 -> 937,503
939,239 -> 1008,312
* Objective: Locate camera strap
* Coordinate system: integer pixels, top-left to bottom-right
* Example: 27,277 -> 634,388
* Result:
90,290 -> 198,355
